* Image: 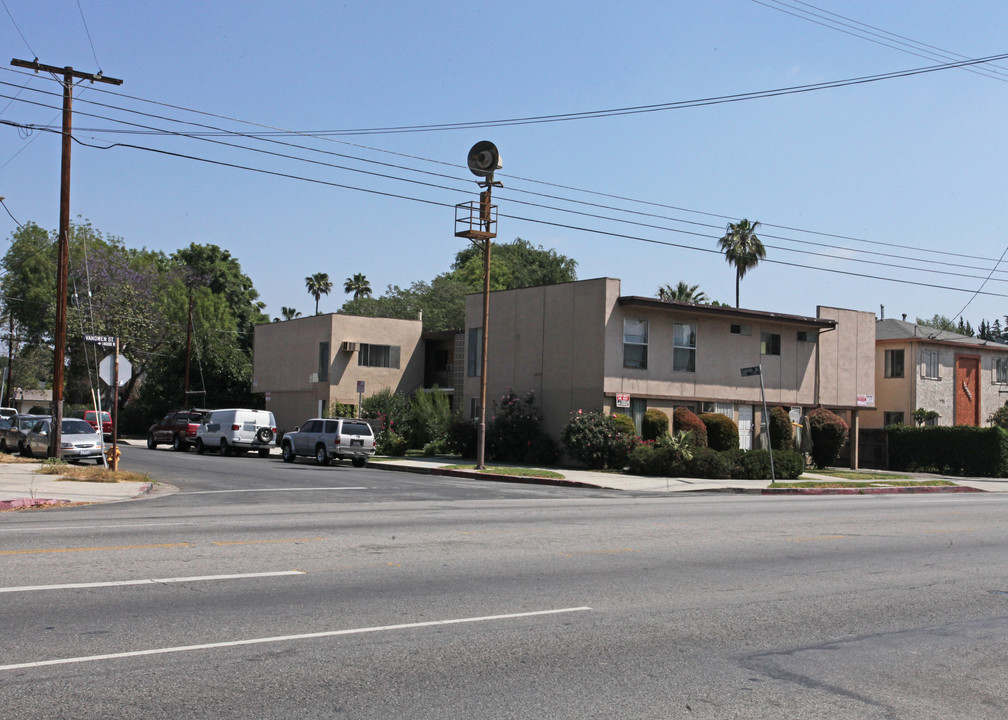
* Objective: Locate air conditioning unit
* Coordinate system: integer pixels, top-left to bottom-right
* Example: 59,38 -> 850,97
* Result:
341,341 -> 358,352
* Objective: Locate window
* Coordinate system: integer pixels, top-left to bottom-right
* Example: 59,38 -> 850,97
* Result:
730,324 -> 752,336
996,357 -> 1008,384
623,318 -> 648,369
761,332 -> 781,356
797,330 -> 814,342
358,343 -> 400,369
467,328 -> 481,377
884,411 -> 905,426
884,349 -> 905,378
469,396 -> 479,421
318,342 -> 330,383
673,323 -> 696,372
921,349 -> 940,379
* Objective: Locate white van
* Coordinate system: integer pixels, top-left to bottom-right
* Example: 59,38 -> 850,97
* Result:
195,408 -> 277,457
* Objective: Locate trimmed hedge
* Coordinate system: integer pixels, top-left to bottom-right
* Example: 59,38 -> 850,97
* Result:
887,425 -> 1008,477
673,407 -> 708,447
627,444 -> 804,480
807,407 -> 849,468
699,412 -> 740,451
769,406 -> 793,451
641,409 -> 669,441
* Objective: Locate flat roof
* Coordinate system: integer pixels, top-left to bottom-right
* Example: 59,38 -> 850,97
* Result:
617,296 -> 837,329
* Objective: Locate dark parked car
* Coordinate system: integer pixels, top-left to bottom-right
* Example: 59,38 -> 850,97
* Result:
147,409 -> 208,451
0,414 -> 49,454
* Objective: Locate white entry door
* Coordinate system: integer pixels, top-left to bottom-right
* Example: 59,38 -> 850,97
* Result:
737,405 -> 753,450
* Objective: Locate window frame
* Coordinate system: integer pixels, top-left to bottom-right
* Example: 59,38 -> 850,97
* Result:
467,328 -> 481,377
672,322 -> 696,373
884,349 -> 905,378
623,317 -> 649,370
760,332 -> 781,356
996,357 -> 1008,384
920,348 -> 940,380
358,343 -> 400,369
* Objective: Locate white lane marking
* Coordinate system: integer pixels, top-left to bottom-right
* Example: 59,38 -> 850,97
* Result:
0,523 -> 195,533
0,607 -> 592,672
179,487 -> 367,495
0,571 -> 305,594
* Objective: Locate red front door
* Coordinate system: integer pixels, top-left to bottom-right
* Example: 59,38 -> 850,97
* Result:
954,355 -> 980,426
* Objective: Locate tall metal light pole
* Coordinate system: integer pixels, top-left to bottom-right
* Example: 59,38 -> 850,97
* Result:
455,142 -> 501,470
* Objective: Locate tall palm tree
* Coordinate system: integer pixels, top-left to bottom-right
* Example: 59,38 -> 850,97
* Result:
717,218 -> 765,308
658,281 -> 709,304
343,273 -> 372,300
304,273 -> 333,315
281,306 -> 301,321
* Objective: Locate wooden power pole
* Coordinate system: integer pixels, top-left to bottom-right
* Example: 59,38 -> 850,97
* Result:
10,59 -> 122,458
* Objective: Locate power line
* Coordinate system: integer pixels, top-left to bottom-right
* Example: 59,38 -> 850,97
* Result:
4,103 -> 1007,289
3,63 -> 1002,271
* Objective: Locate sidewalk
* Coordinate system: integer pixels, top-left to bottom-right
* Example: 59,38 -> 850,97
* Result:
369,457 -> 1006,494
0,461 -> 154,510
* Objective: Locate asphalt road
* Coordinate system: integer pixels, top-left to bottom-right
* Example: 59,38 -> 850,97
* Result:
2,445 -> 1007,718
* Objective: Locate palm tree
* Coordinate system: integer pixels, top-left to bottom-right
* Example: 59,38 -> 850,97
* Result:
343,273 -> 372,300
281,306 -> 301,321
717,219 -> 765,308
658,281 -> 709,304
304,273 -> 333,315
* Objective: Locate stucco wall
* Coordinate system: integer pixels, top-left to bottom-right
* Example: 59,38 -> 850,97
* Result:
816,306 -> 876,410
253,313 -> 424,430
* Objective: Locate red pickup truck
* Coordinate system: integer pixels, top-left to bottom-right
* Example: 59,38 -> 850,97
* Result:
72,409 -> 112,439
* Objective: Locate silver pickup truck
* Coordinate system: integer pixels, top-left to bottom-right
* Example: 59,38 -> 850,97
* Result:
280,417 -> 375,467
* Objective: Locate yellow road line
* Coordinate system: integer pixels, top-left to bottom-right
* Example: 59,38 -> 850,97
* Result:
211,537 -> 325,546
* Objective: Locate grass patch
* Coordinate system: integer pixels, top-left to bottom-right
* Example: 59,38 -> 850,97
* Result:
445,464 -> 565,480
35,462 -> 151,484
770,479 -> 956,489
0,453 -> 38,464
805,469 -> 913,480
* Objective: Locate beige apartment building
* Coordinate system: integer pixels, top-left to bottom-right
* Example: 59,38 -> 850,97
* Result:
867,318 -> 1008,429
253,313 -> 442,431
462,277 -> 876,463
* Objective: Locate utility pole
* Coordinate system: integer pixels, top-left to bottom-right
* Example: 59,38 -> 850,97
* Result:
455,142 -> 501,470
184,288 -> 193,405
10,59 -> 122,458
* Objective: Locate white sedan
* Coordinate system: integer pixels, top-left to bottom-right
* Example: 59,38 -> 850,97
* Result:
24,418 -> 106,463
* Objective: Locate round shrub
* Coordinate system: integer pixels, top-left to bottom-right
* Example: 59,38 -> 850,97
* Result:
769,407 -> 793,451
375,430 -> 408,456
612,413 -> 638,438
641,409 -> 669,441
807,407 -> 849,468
447,418 -> 477,458
487,389 -> 544,463
672,407 -> 708,447
683,447 -> 732,478
526,433 -> 560,465
562,410 -> 635,469
699,412 -> 739,451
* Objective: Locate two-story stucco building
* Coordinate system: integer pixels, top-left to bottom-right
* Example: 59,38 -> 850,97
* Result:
252,313 -> 455,431
461,277 -> 876,463
867,318 -> 1008,429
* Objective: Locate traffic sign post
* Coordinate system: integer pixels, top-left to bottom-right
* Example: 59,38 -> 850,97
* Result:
356,380 -> 365,417
741,363 -> 775,481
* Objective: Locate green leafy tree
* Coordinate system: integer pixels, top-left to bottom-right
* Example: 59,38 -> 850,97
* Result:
343,273 -> 372,300
717,218 -> 765,308
658,281 -> 709,304
304,272 -> 333,315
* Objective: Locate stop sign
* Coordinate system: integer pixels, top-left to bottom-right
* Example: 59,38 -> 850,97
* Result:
99,354 -> 132,387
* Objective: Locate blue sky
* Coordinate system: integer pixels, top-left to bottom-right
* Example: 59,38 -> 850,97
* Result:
2,1 -> 1008,328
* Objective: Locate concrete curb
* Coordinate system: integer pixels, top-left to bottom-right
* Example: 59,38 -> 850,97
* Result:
371,461 -> 603,490
0,497 -> 73,510
763,485 -> 984,496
